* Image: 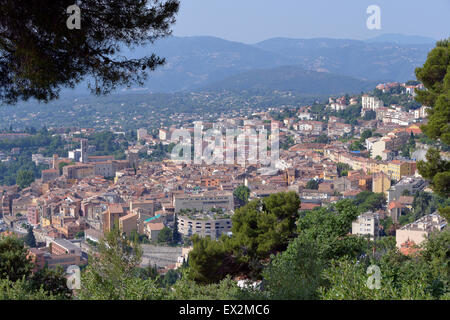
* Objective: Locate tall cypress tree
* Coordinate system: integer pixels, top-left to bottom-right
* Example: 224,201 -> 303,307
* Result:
172,213 -> 181,244
24,226 -> 37,248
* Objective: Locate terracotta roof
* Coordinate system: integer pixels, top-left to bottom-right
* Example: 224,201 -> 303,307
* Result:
147,222 -> 164,231
388,201 -> 404,210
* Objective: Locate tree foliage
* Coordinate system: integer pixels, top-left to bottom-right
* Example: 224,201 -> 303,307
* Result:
306,179 -> 319,190
233,185 -> 250,206
0,234 -> 33,282
0,0 -> 180,104
188,192 -> 301,283
157,226 -> 172,244
319,230 -> 450,300
79,228 -> 163,299
24,226 -> 36,248
417,148 -> 450,199
29,266 -> 72,299
352,191 -> 386,213
188,235 -> 230,284
16,170 -> 35,190
259,200 -> 366,299
414,39 -> 450,222
0,277 -> 56,300
231,191 -> 300,260
415,39 -> 450,144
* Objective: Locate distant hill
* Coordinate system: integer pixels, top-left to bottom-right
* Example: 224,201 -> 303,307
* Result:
56,35 -> 433,96
253,37 -> 433,83
123,36 -> 291,93
202,66 -> 377,95
365,33 -> 437,45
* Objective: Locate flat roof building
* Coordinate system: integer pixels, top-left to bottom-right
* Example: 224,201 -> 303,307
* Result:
396,214 -> 447,249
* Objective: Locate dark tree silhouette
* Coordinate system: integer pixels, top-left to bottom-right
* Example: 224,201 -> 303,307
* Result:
0,0 -> 179,104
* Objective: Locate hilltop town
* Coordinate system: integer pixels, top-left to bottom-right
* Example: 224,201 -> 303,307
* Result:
0,80 -> 448,277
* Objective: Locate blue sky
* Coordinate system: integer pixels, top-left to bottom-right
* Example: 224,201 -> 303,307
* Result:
172,0 -> 450,43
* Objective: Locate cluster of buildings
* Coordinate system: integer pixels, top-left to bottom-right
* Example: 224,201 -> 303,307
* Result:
0,83 -> 447,275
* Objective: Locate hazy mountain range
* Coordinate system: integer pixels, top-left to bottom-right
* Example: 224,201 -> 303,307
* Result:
116,34 -> 434,94
43,34 -> 436,100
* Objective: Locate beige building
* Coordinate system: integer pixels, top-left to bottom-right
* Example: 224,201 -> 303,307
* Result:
370,131 -> 409,160
130,200 -> 155,216
102,204 -> 126,233
146,222 -> 165,241
63,164 -> 94,180
396,214 -> 447,249
119,213 -> 138,236
372,172 -> 391,195
173,192 -> 234,213
41,169 -> 59,183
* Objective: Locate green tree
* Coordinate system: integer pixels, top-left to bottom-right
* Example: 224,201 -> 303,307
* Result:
261,237 -> 324,299
29,266 -> 72,299
188,235 -> 230,284
188,191 -> 301,283
233,185 -> 250,206
172,213 -> 181,244
16,170 -> 35,189
79,228 -> 163,300
353,191 -> 386,213
24,226 -> 36,248
0,0 -> 180,104
75,231 -> 85,239
0,277 -> 55,300
320,229 -> 450,300
415,39 -> 450,145
349,140 -> 364,151
363,110 -> 376,120
0,235 -> 33,282
259,200 -> 366,299
414,39 -> 450,221
337,162 -> 352,177
157,227 -> 172,244
318,257 -> 434,300
231,191 -> 301,260
306,179 -> 319,190
360,129 -> 373,141
161,269 -> 181,288
417,148 -> 450,199
168,269 -> 242,300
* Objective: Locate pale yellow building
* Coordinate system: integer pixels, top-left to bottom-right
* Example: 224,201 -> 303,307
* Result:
388,160 -> 416,181
372,172 -> 391,195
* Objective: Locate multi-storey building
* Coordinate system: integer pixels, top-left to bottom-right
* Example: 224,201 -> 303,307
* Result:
173,191 -> 234,213
396,214 -> 447,249
387,177 -> 426,202
361,95 -> 383,116
372,172 -> 391,195
352,212 -> 380,240
177,213 -> 232,240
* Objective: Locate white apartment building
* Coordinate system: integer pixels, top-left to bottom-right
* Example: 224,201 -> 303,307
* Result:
177,214 -> 232,240
396,214 -> 447,249
361,95 -> 383,116
352,212 -> 380,240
